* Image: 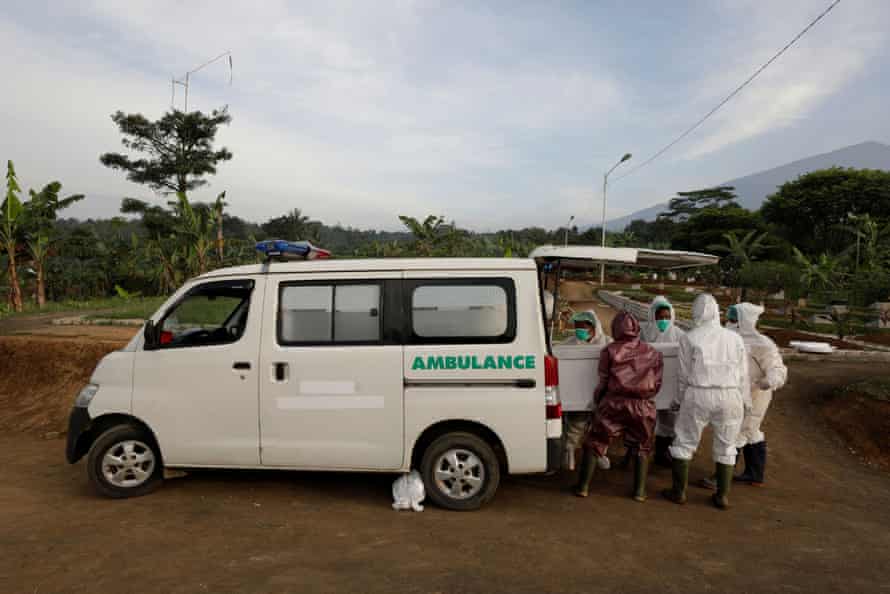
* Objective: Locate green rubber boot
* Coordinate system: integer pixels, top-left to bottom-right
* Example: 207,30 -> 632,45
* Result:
712,463 -> 734,510
574,450 -> 597,497
632,455 -> 649,502
661,458 -> 689,504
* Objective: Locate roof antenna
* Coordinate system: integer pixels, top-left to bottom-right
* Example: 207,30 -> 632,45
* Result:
171,51 -> 233,111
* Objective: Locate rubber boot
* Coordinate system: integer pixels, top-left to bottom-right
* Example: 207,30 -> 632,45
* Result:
632,455 -> 649,502
654,436 -> 673,468
711,463 -> 734,510
661,458 -> 689,504
733,445 -> 756,483
750,441 -> 767,486
574,450 -> 596,497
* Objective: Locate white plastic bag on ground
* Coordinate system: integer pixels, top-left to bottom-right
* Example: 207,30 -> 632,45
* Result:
392,470 -> 425,512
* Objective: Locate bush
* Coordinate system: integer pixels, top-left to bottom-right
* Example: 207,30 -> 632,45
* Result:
737,261 -> 804,300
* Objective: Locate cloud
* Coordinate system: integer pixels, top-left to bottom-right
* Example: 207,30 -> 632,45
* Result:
681,1 -> 885,159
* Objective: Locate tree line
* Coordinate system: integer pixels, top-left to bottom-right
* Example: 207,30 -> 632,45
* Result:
3,105 -> 890,313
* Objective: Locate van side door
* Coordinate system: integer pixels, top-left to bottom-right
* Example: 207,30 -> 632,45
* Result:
132,277 -> 265,466
258,273 -> 404,469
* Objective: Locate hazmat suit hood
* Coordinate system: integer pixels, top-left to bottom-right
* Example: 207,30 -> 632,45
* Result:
647,295 -> 675,324
611,311 -> 641,342
691,293 -> 721,328
734,302 -> 774,348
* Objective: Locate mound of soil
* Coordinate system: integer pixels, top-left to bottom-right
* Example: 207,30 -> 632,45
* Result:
821,379 -> 890,471
0,336 -> 126,436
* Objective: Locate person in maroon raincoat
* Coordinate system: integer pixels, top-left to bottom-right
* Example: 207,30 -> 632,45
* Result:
575,311 -> 664,502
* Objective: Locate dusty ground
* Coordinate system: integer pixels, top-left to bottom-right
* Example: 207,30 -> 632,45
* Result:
2,360 -> 889,594
821,379 -> 890,472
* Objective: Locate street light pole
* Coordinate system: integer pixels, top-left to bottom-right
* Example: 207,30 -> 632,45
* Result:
600,153 -> 632,285
564,215 -> 575,247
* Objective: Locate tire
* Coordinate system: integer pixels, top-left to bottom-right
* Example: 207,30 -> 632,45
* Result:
420,432 -> 500,511
87,425 -> 163,498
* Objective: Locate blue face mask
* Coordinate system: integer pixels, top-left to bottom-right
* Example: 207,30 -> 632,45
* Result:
575,328 -> 591,341
656,319 -> 671,333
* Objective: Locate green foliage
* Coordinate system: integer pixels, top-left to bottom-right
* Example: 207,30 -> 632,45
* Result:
659,186 -> 740,221
761,167 -> 890,256
737,261 -> 804,301
100,108 -> 233,194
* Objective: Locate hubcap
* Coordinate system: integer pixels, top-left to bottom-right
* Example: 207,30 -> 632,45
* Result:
433,448 -> 485,500
101,440 -> 155,488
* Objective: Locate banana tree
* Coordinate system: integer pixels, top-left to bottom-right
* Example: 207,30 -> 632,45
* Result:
25,232 -> 51,307
1,161 -> 25,312
173,192 -> 214,275
792,248 -> 845,294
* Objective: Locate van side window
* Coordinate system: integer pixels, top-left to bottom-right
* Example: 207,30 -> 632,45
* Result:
279,283 -> 382,345
409,278 -> 516,344
158,280 -> 254,349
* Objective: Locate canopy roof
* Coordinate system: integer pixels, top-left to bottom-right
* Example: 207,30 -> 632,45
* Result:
530,245 -> 719,270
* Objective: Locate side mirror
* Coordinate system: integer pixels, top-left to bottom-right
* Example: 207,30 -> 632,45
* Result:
144,320 -> 159,350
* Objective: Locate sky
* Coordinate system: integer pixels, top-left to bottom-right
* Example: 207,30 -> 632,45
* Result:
1,0 -> 888,231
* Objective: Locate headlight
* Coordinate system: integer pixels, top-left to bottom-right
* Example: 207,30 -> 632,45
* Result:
75,384 -> 99,408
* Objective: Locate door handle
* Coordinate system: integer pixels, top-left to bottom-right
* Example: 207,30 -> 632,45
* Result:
233,361 -> 252,371
274,362 -> 289,382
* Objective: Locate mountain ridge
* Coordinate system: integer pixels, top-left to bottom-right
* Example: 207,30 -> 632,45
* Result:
605,141 -> 890,230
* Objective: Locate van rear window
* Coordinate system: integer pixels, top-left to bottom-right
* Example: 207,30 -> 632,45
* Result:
408,278 -> 516,344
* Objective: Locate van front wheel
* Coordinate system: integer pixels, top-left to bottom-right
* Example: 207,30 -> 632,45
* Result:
87,425 -> 162,498
420,432 -> 500,511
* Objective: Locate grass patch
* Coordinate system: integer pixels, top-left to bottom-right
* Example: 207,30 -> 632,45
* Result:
0,296 -> 167,320
85,297 -> 167,320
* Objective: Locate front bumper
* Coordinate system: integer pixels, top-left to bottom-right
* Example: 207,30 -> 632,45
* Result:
65,407 -> 92,464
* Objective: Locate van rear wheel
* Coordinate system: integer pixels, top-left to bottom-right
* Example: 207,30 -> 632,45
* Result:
420,432 -> 500,511
87,425 -> 163,498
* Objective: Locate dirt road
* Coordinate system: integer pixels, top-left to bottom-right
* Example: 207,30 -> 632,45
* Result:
2,361 -> 889,594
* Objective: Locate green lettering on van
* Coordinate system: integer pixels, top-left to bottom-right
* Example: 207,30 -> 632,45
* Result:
411,354 -> 536,371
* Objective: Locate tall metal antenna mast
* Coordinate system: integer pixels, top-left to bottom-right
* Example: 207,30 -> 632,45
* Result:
171,50 -> 233,111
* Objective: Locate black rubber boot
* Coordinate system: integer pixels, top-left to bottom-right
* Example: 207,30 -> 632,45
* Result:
711,463 -> 734,510
734,445 -> 756,483
654,436 -> 673,468
632,455 -> 649,502
661,458 -> 689,504
574,450 -> 596,497
750,441 -> 767,486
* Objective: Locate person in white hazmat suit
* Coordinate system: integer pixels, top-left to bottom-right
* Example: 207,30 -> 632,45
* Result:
732,302 -> 787,486
562,310 -> 613,471
662,293 -> 750,510
639,296 -> 686,467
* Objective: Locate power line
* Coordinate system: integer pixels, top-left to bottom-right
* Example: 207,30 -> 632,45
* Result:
614,0 -> 841,183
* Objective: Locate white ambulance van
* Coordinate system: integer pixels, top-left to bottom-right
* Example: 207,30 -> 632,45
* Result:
65,244 -> 716,510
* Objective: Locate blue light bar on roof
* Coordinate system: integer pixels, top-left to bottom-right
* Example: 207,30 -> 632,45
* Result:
255,239 -> 331,261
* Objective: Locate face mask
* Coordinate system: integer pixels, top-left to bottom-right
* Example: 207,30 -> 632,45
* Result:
575,328 -> 591,341
656,319 -> 671,333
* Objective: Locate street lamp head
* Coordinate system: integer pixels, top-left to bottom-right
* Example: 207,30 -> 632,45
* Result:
621,153 -> 632,163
